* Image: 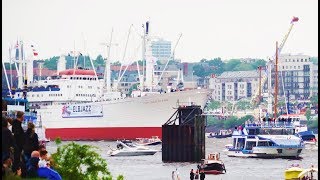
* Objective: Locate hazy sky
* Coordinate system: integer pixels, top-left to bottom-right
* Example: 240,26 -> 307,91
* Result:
2,0 -> 318,63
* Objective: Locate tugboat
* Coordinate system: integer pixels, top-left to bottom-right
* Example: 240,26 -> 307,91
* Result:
199,152 -> 226,174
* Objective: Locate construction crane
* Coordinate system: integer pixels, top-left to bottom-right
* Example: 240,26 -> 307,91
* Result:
251,16 -> 299,107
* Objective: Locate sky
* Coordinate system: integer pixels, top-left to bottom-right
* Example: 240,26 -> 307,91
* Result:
2,0 -> 318,63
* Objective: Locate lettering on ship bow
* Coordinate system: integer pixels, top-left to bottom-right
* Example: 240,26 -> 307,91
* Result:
143,98 -> 169,104
62,104 -> 103,118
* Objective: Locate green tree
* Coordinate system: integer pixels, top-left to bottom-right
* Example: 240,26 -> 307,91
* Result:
206,116 -> 224,127
305,109 -> 312,125
223,116 -> 238,129
137,60 -> 145,66
4,63 -> 16,70
223,59 -> 241,71
94,55 -> 105,67
207,58 -> 224,75
52,141 -> 124,180
310,95 -> 318,105
192,64 -> 207,77
309,117 -> 318,129
128,83 -> 139,95
236,100 -> 251,111
252,59 -> 267,69
233,63 -> 254,71
43,56 -> 59,70
208,100 -> 221,110
77,55 -> 92,68
310,57 -> 318,65
111,61 -> 122,66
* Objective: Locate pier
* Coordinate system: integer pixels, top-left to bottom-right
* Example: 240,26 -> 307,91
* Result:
162,105 -> 205,162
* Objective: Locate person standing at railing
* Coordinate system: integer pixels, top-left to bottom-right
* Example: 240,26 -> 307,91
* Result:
11,111 -> 25,174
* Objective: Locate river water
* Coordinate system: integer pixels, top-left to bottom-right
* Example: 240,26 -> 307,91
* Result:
45,135 -> 318,180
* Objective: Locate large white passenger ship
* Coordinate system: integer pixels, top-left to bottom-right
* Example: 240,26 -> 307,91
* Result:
10,22 -> 210,140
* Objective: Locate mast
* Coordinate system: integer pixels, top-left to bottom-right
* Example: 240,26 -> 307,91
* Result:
144,21 -> 155,90
104,28 -> 113,92
273,41 -> 278,118
258,66 -> 262,101
16,40 -> 24,89
9,46 -> 13,89
140,23 -> 147,90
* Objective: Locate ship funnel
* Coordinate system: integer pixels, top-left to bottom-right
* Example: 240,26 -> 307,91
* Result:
146,21 -> 149,35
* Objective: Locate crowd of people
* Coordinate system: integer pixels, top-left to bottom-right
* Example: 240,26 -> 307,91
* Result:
2,111 -> 62,179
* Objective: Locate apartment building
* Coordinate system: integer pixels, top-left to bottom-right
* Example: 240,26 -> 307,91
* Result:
277,54 -> 316,99
209,70 -> 259,102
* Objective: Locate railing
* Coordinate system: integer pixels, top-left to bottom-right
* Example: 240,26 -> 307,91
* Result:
245,122 -> 297,128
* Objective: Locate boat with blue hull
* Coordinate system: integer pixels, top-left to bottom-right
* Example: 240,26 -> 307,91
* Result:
296,130 -> 317,145
227,122 -> 304,158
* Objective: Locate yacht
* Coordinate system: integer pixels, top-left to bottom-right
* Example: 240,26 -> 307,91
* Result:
107,140 -> 159,156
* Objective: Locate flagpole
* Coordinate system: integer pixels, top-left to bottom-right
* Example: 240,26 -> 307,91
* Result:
9,46 -> 13,89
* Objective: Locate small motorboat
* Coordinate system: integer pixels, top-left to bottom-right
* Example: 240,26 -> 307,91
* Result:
284,164 -> 318,180
296,130 -> 317,145
107,140 -> 158,156
199,152 -> 226,175
135,136 -> 162,146
207,130 -> 232,138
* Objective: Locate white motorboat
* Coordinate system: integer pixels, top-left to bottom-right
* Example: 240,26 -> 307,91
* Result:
107,140 -> 159,156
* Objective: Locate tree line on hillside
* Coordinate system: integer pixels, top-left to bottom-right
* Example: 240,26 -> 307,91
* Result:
3,56 -> 318,78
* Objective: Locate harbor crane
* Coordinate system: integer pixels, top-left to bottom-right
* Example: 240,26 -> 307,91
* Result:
251,17 -> 299,109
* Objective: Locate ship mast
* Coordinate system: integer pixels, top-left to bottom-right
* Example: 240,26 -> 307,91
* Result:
273,42 -> 278,118
144,21 -> 155,90
104,28 -> 113,92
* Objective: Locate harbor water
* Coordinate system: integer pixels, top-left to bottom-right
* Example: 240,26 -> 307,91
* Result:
45,135 -> 318,180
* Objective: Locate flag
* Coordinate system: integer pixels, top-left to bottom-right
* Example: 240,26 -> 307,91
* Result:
291,16 -> 299,23
31,45 -> 38,56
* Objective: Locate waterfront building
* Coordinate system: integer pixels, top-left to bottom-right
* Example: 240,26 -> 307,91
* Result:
277,54 -> 316,99
209,70 -> 259,102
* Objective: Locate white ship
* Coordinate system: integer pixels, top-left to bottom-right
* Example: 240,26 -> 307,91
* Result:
10,22 -> 210,140
227,123 -> 304,158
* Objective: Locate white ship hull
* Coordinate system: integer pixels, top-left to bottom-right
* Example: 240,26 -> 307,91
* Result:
37,89 -> 209,140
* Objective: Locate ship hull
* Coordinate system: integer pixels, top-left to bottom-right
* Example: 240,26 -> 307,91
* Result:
38,89 -> 209,140
46,127 -> 162,141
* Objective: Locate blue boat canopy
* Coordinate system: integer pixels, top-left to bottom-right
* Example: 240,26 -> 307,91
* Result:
297,131 -> 314,136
